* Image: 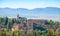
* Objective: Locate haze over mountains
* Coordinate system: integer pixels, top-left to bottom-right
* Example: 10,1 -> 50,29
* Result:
0,7 -> 60,21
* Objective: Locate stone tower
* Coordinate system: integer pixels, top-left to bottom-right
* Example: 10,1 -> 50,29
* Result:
16,14 -> 19,20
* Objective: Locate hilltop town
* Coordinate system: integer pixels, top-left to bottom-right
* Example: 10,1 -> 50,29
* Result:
0,14 -> 60,31
0,14 -> 60,36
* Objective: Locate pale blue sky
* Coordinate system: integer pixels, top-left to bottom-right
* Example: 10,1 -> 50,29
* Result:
0,0 -> 60,21
0,0 -> 60,9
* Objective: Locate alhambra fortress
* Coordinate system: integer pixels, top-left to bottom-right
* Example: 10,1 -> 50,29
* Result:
12,14 -> 33,31
0,14 -> 60,32
11,14 -> 59,31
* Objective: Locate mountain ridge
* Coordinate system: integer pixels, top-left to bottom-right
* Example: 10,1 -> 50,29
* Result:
0,7 -> 60,21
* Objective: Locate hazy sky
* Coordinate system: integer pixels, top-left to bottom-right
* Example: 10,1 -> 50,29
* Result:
0,0 -> 60,21
0,0 -> 60,9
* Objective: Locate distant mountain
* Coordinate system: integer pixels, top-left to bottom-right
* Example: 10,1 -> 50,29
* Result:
0,7 -> 60,21
31,7 -> 60,14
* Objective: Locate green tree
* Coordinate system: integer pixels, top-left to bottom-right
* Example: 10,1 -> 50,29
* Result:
0,17 -> 2,25
34,30 -> 40,36
7,23 -> 11,30
7,18 -> 13,29
55,28 -> 60,36
45,29 -> 55,36
48,20 -> 55,25
0,31 -> 3,36
13,31 -> 18,36
4,16 -> 8,25
2,32 -> 6,36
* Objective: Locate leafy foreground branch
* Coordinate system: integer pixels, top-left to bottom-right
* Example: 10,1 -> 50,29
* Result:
0,29 -> 60,36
